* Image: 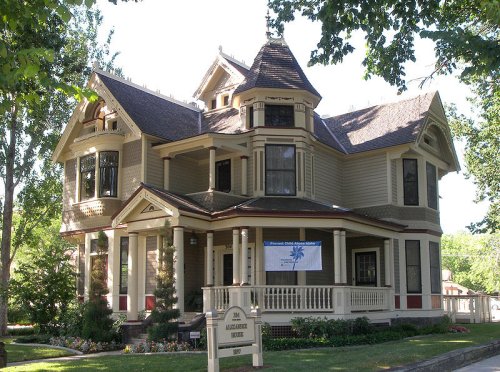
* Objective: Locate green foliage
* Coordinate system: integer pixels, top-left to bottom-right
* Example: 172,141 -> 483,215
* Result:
148,223 -> 180,341
9,219 -> 75,334
442,232 -> 500,293
14,334 -> 52,344
58,300 -> 86,337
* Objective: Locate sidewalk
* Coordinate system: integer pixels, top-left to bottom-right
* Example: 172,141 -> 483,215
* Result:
454,354 -> 500,371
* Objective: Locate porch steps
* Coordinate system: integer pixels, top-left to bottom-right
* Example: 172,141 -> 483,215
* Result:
128,333 -> 149,345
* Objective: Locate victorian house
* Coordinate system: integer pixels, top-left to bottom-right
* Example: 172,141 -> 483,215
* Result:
53,37 -> 459,326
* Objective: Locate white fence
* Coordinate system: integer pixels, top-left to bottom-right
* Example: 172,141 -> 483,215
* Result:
443,295 -> 492,323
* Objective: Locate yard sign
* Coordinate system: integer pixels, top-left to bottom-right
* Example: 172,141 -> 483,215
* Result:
206,306 -> 263,372
264,241 -> 322,271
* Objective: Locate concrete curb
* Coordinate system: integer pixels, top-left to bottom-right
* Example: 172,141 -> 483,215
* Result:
388,339 -> 500,371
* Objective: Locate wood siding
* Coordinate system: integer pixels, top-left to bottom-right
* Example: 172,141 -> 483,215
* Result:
391,159 -> 397,203
314,149 -> 342,204
121,140 -> 142,200
64,158 -> 77,210
169,156 -> 207,194
343,153 -> 387,208
232,156 -> 242,195
146,139 -> 164,188
305,229 -> 334,285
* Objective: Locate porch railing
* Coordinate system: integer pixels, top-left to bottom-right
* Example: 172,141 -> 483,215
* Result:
443,295 -> 492,323
203,285 -> 392,314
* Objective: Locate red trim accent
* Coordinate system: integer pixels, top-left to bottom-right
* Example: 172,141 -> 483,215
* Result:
395,295 -> 400,309
145,296 -> 155,311
407,295 -> 422,309
119,295 -> 127,311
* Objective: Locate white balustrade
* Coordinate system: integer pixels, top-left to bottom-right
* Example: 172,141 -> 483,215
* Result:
443,295 -> 492,323
203,285 -> 391,314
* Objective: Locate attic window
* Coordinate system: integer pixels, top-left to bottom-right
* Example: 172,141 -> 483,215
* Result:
223,95 -> 229,106
265,105 -> 294,127
211,99 -> 217,110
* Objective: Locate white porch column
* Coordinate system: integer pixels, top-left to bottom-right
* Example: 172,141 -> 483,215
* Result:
340,230 -> 347,284
333,230 -> 341,284
206,232 -> 214,286
255,227 -> 264,285
173,227 -> 185,314
163,157 -> 171,190
241,228 -> 249,285
241,156 -> 248,196
232,228 -> 240,285
127,232 -> 139,320
209,147 -> 216,191
384,239 -> 391,286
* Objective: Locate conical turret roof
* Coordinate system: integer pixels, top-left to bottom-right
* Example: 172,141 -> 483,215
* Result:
233,38 -> 321,99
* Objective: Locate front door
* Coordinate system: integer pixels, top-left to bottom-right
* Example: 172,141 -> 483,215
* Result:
223,254 -> 233,286
354,251 -> 377,287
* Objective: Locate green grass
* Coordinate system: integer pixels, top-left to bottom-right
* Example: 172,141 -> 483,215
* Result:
4,323 -> 500,371
1,337 -> 74,363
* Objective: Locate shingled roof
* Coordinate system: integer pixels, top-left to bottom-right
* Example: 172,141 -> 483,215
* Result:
322,92 -> 436,154
233,39 -> 321,98
97,72 -> 201,141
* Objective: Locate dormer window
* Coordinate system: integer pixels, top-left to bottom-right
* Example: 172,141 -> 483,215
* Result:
265,105 -> 294,127
222,95 -> 229,106
211,99 -> 217,110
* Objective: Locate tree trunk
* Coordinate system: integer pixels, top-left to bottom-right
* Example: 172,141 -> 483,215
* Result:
0,103 -> 18,336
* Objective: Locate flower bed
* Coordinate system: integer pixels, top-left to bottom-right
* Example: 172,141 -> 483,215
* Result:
124,340 -> 193,353
49,336 -> 122,353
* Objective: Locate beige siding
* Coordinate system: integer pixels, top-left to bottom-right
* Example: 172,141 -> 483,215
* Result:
146,139 -> 164,188
121,140 -> 142,200
184,232 -> 204,310
145,236 -> 157,294
314,149 -> 342,204
305,229 -> 334,285
232,156 -> 242,195
247,153 -> 253,196
343,153 -> 387,208
64,159 -> 77,210
305,151 -> 312,198
391,159 -> 397,203
169,156 -> 207,194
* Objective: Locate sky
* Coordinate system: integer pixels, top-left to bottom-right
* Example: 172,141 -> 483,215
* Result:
96,0 -> 489,234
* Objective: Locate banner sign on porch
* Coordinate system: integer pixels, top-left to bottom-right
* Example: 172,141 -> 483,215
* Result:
264,241 -> 322,271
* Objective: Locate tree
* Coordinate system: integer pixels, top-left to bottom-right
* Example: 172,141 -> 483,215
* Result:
442,232 -> 500,294
10,219 -> 75,334
268,0 -> 499,232
82,230 -> 114,341
0,5 -> 122,335
148,223 -> 180,341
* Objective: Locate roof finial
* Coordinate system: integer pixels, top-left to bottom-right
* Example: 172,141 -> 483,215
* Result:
218,45 -> 223,53
266,10 -> 272,39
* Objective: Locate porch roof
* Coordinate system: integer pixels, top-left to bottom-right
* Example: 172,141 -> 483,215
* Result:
114,184 -> 405,232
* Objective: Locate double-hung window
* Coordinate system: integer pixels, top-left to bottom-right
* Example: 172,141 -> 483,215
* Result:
429,242 -> 440,294
265,145 -> 296,196
119,237 -> 128,295
426,162 -> 438,209
215,159 -> 231,193
403,159 -> 419,206
405,240 -> 422,293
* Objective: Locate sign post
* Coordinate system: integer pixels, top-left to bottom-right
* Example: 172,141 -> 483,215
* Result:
206,306 -> 263,372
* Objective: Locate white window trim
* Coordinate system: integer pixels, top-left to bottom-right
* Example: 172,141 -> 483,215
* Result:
351,247 -> 381,287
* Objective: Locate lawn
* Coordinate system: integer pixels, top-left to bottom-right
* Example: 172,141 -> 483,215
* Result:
1,338 -> 74,363
5,323 -> 500,371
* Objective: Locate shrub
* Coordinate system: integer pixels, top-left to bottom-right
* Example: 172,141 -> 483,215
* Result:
49,336 -> 122,353
290,316 -> 374,339
7,326 -> 37,337
123,340 -> 193,353
81,298 -> 115,342
58,300 -> 86,337
14,334 -> 51,344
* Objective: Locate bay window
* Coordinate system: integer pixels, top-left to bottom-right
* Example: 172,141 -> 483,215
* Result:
403,158 -> 419,206
405,240 -> 422,293
265,105 -> 294,127
426,162 -> 438,209
79,151 -> 119,201
265,145 -> 296,196
99,151 -> 119,197
429,242 -> 440,294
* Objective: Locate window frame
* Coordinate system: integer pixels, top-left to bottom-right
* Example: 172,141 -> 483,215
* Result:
119,237 -> 129,295
265,144 -> 296,196
99,151 -> 119,198
405,240 -> 422,294
215,159 -> 231,193
426,162 -> 438,210
429,241 -> 441,294
264,104 -> 294,127
80,154 -> 96,201
403,158 -> 419,206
